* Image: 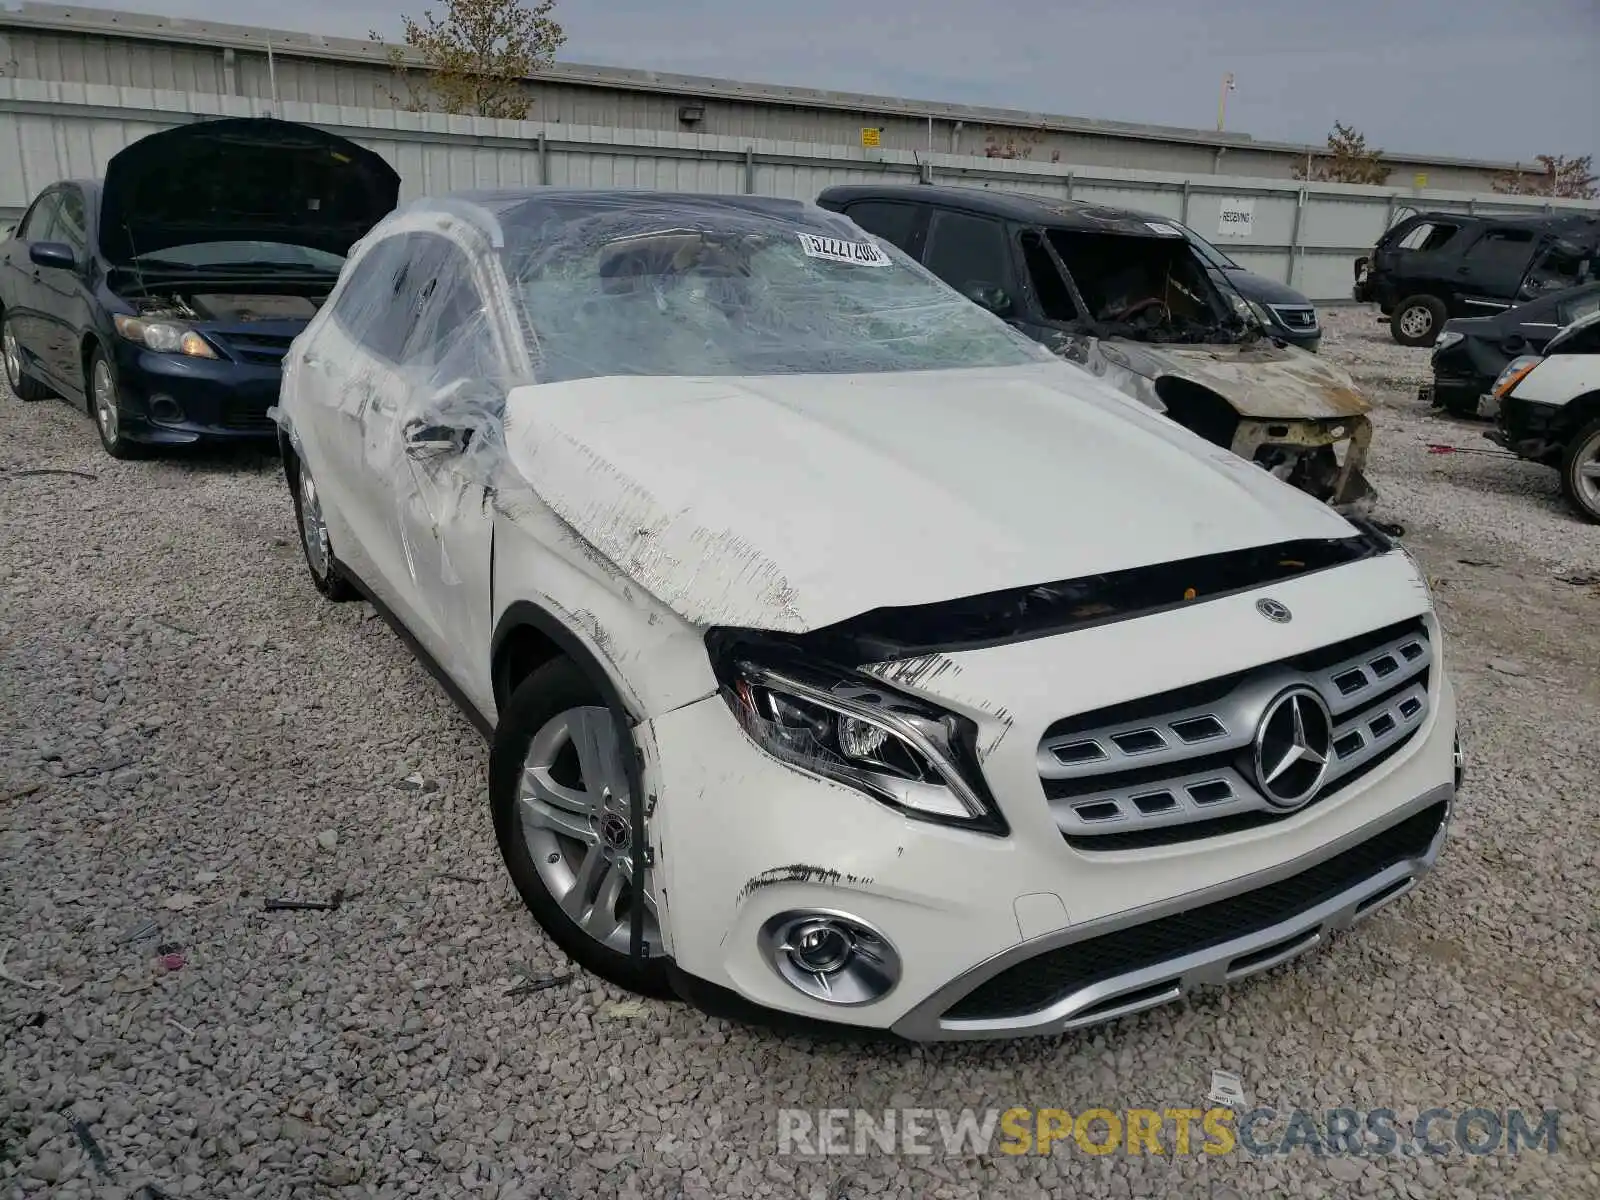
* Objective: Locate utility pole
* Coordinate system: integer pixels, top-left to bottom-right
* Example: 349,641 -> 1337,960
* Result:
1216,72 -> 1235,132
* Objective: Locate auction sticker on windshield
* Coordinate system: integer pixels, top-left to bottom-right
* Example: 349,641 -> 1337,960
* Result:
798,232 -> 892,266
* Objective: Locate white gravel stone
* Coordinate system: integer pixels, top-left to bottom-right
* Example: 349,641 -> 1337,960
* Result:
2,308 -> 1596,1198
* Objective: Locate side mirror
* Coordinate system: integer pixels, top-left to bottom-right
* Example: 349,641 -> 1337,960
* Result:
961,282 -> 1014,319
29,242 -> 77,271
404,421 -> 473,461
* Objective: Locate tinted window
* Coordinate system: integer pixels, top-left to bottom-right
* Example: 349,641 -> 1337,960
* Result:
1397,222 -> 1459,252
330,235 -> 429,362
53,189 -> 88,257
1463,229 -> 1535,271
1018,230 -> 1078,321
923,210 -> 1013,296
17,194 -> 60,242
842,202 -> 920,251
400,234 -> 500,382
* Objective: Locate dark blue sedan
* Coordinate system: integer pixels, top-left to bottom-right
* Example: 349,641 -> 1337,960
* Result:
0,117 -> 398,458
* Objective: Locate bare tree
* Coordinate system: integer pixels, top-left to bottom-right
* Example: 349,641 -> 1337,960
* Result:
1292,122 -> 1391,186
372,0 -> 566,120
1493,154 -> 1598,200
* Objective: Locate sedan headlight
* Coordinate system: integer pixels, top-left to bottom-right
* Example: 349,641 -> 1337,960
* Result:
716,653 -> 1005,833
114,315 -> 218,359
1492,355 -> 1543,398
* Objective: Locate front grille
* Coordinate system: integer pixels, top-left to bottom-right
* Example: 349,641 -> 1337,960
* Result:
219,399 -> 276,432
1038,618 -> 1431,848
1269,305 -> 1319,332
212,332 -> 296,366
944,800 -> 1446,1021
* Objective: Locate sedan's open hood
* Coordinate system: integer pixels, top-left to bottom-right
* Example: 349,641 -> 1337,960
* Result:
502,362 -> 1355,633
98,118 -> 400,265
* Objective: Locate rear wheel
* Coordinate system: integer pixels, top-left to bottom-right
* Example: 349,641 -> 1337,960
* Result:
2,315 -> 50,401
1559,416 -> 1600,524
1391,296 -> 1446,347
490,656 -> 671,997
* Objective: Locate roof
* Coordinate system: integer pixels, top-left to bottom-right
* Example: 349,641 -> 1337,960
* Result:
818,184 -> 1172,236
1409,209 -> 1600,230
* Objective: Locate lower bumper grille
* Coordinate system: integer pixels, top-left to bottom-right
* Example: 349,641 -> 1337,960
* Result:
943,799 -> 1447,1022
218,401 -> 276,432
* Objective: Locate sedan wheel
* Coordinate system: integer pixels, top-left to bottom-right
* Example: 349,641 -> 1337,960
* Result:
490,656 -> 671,996
518,705 -> 661,957
290,457 -> 357,601
88,349 -> 139,459
1561,418 -> 1600,524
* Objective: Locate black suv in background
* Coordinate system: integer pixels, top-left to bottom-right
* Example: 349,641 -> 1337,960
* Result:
1355,209 -> 1599,346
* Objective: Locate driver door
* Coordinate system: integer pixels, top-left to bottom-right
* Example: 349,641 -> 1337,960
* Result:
386,232 -> 508,719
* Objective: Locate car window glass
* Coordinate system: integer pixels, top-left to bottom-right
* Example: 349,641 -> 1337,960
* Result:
923,210 -> 1013,303
18,194 -> 60,242
54,189 -> 87,257
842,202 -> 919,251
1523,241 -> 1594,298
1397,222 -> 1458,252
401,235 -> 502,388
1463,229 -> 1535,271
329,235 -> 431,363
1018,230 -> 1079,321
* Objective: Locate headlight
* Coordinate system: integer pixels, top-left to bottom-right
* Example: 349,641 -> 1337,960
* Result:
1491,355 -> 1543,398
1433,330 -> 1464,353
715,653 -> 1005,833
114,315 -> 218,359
1246,298 -> 1277,329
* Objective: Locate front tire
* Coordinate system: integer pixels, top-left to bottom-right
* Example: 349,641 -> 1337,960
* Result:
1559,416 -> 1600,524
2,315 -> 50,402
490,656 -> 671,997
88,347 -> 141,459
1391,295 -> 1446,347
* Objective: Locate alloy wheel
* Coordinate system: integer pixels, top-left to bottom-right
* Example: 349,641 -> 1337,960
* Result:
93,358 -> 118,443
299,468 -> 332,579
2,326 -> 20,390
1575,429 -> 1600,515
518,705 -> 661,956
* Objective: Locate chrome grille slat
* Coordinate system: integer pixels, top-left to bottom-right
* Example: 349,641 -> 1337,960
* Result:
1040,623 -> 1432,842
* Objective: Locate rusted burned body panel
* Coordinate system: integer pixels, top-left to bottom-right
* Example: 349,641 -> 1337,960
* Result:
1052,334 -> 1377,513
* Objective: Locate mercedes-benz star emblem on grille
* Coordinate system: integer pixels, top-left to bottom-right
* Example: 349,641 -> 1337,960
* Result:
1253,687 -> 1334,808
1256,598 -> 1292,623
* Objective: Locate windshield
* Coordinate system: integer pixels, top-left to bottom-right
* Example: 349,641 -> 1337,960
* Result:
131,241 -> 345,271
502,203 -> 1053,382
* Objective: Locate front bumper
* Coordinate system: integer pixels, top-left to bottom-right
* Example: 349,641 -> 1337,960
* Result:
647,555 -> 1456,1040
1490,395 -> 1571,464
109,342 -> 282,444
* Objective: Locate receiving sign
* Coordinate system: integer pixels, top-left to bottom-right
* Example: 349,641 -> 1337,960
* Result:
1217,197 -> 1255,238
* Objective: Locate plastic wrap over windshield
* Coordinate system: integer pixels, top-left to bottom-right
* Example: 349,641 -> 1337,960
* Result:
278,192 -> 1054,599
498,194 -> 1054,380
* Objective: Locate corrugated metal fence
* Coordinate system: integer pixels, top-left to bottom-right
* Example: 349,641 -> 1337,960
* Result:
1,79 -> 1592,302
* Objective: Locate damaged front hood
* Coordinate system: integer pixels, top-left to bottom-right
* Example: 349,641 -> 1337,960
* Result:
1099,338 -> 1373,420
98,118 -> 401,264
502,362 -> 1353,633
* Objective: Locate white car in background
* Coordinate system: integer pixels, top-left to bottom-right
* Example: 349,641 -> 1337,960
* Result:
274,189 -> 1460,1040
1487,311 -> 1600,523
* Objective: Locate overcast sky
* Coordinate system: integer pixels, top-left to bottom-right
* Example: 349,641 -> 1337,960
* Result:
65,0 -> 1600,163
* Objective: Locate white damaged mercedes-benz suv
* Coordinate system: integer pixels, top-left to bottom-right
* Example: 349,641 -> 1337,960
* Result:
274,190 -> 1460,1040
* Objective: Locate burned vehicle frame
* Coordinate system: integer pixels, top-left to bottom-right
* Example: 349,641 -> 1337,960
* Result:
817,185 -> 1376,514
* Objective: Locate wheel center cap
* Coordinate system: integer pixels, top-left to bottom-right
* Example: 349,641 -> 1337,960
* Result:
599,812 -> 631,850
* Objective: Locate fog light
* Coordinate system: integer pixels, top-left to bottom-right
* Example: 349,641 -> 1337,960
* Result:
1453,734 -> 1464,791
758,910 -> 901,1006
149,395 -> 183,424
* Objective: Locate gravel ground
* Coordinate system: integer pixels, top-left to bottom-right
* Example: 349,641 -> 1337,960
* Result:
2,307 -> 1597,1200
